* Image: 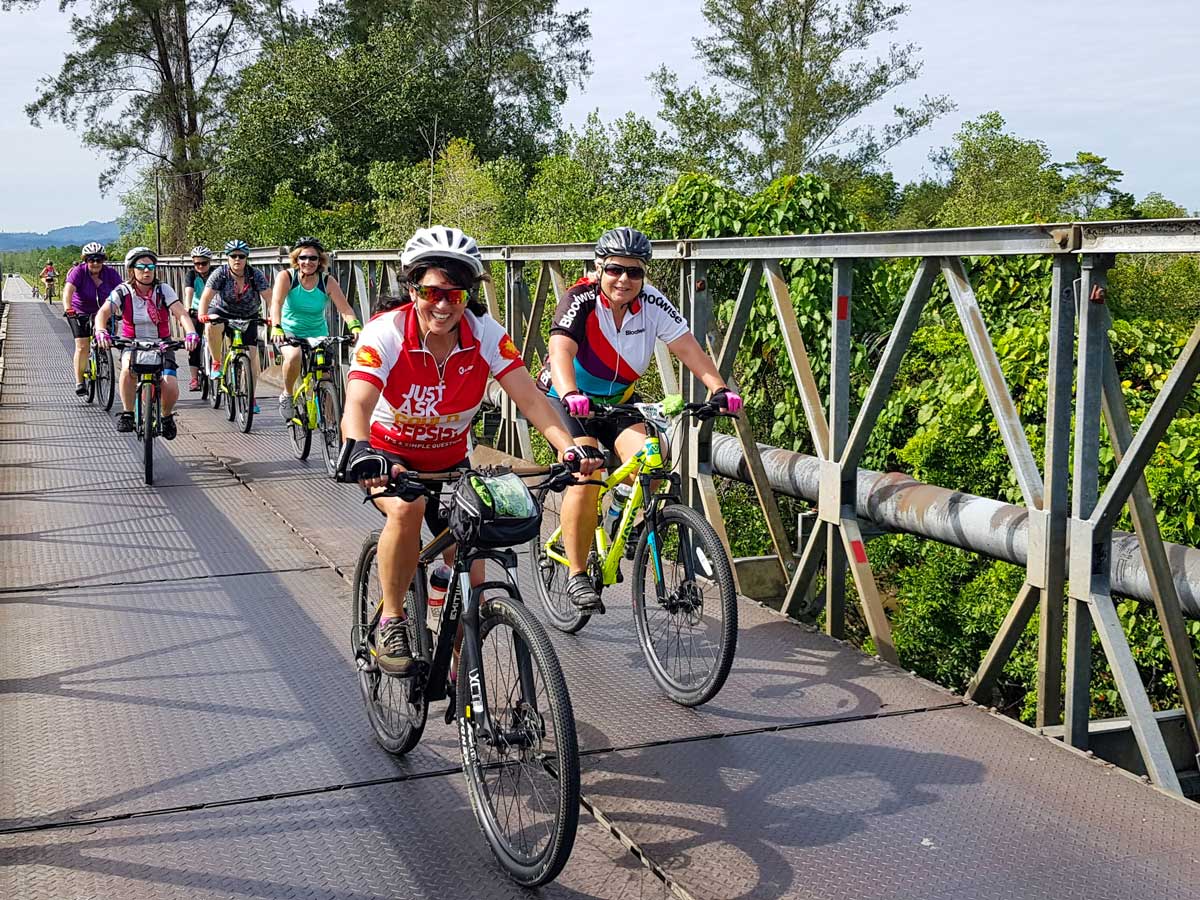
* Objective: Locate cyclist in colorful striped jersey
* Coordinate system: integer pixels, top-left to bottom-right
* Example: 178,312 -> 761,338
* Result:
182,246 -> 214,391
62,242 -> 122,395
337,226 -> 604,676
268,236 -> 362,419
537,226 -> 744,612
94,248 -> 200,439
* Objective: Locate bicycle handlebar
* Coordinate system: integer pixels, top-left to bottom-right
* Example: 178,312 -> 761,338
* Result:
588,396 -> 737,424
281,335 -> 354,348
112,338 -> 186,351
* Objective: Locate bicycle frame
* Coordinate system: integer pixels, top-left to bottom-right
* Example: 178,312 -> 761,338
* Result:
361,527 -> 535,747
132,370 -> 161,438
219,328 -> 249,384
542,430 -> 677,588
289,340 -> 340,428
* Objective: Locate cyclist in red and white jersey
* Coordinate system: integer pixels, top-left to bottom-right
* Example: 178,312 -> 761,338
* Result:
40,260 -> 59,299
337,226 -> 603,676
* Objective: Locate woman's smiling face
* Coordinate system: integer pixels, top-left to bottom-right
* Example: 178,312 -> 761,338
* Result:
410,268 -> 468,337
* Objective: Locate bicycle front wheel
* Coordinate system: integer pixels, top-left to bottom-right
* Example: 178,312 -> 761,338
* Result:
631,503 -> 738,706
528,487 -> 590,634
84,352 -> 97,404
140,383 -> 155,485
352,531 -> 427,755
316,379 -> 341,477
96,347 -> 115,411
288,389 -> 312,460
458,596 -> 579,887
233,354 -> 254,432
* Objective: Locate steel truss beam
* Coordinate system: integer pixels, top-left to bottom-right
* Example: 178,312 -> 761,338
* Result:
155,223 -> 1200,794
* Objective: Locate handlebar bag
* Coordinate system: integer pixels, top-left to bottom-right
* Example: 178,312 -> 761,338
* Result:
449,471 -> 542,549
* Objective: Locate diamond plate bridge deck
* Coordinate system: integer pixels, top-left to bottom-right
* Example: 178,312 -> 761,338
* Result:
2,283 -> 1198,899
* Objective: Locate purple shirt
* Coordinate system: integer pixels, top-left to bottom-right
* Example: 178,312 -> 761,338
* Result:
67,263 -> 123,316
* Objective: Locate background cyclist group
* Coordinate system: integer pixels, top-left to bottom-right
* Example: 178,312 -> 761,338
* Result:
53,224 -> 741,678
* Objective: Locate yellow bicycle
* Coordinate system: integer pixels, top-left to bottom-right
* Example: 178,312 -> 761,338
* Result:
529,394 -> 739,706
282,335 -> 350,475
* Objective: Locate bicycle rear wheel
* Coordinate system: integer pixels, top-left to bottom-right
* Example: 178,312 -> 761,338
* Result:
528,487 -> 591,634
233,354 -> 255,432
631,503 -> 738,706
140,383 -> 155,485
316,380 -> 341,477
352,531 -> 427,754
458,596 -> 579,887
96,347 -> 115,411
288,388 -> 312,460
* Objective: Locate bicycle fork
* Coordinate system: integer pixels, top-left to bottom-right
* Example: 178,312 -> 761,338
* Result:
457,557 -> 544,754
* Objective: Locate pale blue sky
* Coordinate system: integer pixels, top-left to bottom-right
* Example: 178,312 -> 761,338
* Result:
2,0 -> 1197,232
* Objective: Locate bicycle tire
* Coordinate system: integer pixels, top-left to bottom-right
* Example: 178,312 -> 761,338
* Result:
288,387 -> 312,461
316,379 -> 341,477
457,595 -> 579,887
352,530 -> 428,755
527,487 -> 591,634
630,503 -> 738,706
234,354 -> 255,432
97,347 -> 115,411
224,362 -> 236,420
85,351 -> 97,404
199,370 -> 210,401
141,383 -> 155,485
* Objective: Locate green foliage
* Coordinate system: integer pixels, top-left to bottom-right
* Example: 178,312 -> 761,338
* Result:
1108,254 -> 1200,324
1060,151 -> 1136,219
1,246 -> 82,284
935,112 -> 1066,226
653,0 -> 952,186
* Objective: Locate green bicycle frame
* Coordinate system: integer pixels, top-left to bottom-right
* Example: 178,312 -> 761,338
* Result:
289,344 -> 335,429
543,433 -> 668,587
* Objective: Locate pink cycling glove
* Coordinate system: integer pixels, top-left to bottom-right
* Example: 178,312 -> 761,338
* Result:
94,331 -> 112,349
713,388 -> 743,413
184,333 -> 200,352
562,391 -> 591,417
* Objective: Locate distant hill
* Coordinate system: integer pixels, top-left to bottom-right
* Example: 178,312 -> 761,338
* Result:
0,219 -> 120,251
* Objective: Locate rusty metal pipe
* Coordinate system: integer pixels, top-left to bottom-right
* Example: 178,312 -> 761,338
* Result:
707,433 -> 1200,618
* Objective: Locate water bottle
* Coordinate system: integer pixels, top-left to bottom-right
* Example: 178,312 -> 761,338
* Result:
607,484 -> 633,538
427,563 -> 452,632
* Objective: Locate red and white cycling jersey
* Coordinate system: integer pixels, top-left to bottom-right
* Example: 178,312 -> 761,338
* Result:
348,303 -> 525,470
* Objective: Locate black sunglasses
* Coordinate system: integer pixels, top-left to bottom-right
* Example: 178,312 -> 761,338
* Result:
85,256 -> 106,263
297,254 -> 320,262
228,254 -> 248,260
602,263 -> 645,280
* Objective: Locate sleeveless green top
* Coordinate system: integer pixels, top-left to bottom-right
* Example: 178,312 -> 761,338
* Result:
190,272 -> 206,312
280,269 -> 329,338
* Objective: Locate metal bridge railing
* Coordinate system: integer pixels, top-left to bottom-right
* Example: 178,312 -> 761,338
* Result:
157,218 -> 1200,794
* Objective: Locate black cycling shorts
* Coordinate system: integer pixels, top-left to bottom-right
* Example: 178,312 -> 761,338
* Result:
210,312 -> 259,345
66,313 -> 94,339
546,392 -> 644,452
366,449 -> 469,535
186,309 -> 204,367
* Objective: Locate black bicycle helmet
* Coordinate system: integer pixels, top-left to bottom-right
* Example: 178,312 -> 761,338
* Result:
294,236 -> 325,252
594,227 -> 652,262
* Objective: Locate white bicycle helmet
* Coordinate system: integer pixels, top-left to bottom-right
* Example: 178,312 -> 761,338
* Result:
81,241 -> 106,259
125,246 -> 157,268
190,245 -> 213,258
400,226 -> 484,279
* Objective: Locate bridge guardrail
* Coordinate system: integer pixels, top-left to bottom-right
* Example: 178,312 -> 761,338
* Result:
156,218 -> 1200,794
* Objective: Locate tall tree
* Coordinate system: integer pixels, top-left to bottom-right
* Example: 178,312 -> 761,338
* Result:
4,0 -> 279,249
653,0 -> 952,186
934,112 -> 1065,227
